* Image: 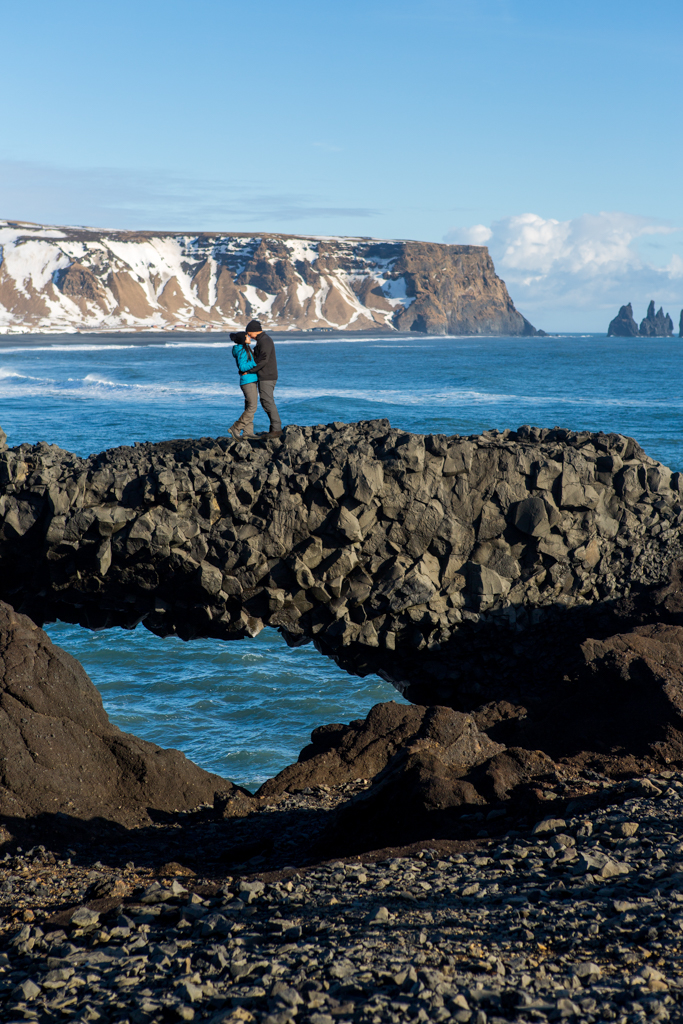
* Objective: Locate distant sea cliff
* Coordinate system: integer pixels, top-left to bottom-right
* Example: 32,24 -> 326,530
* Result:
0,220 -> 538,336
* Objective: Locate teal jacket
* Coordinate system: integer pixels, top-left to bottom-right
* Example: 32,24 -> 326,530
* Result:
232,343 -> 258,384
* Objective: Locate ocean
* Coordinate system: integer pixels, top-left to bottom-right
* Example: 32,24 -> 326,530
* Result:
2,331 -> 682,790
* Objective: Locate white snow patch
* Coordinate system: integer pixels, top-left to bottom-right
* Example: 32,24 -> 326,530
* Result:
381,275 -> 415,308
243,285 -> 276,316
296,282 -> 315,304
2,239 -> 71,296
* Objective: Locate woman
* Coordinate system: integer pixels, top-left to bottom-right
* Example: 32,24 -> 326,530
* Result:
229,331 -> 258,439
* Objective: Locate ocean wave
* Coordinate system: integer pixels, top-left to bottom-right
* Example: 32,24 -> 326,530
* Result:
2,370 -> 682,411
0,344 -> 140,353
278,385 -> 683,410
0,367 -> 55,384
0,372 -> 233,401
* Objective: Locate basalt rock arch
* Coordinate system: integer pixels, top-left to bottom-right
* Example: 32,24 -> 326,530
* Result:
0,420 -> 682,709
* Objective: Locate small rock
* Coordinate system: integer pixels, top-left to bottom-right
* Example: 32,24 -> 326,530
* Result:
532,818 -> 567,835
573,961 -> 601,980
15,978 -> 41,1000
70,906 -> 100,928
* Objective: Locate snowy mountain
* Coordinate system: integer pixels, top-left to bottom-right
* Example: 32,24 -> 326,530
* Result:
0,220 -> 537,335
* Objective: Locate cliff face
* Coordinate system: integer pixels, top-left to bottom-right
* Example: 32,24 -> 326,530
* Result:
0,220 -> 537,335
1,420 -> 681,708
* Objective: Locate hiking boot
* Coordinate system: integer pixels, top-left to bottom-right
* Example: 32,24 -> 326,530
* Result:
266,428 -> 283,438
229,423 -> 243,439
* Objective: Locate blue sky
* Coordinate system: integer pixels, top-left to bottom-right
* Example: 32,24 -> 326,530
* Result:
2,0 -> 682,330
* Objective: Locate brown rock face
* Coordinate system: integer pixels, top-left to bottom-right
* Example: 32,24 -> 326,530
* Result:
256,701 -> 504,798
570,624 -> 683,762
391,242 -> 536,336
0,219 -> 537,335
0,601 -> 236,825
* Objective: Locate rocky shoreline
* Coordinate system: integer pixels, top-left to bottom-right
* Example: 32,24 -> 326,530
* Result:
2,418 -> 683,1021
2,770 -> 683,1023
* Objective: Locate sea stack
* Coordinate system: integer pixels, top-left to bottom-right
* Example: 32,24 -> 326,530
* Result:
607,302 -> 639,336
607,300 -> 675,337
639,299 -> 674,337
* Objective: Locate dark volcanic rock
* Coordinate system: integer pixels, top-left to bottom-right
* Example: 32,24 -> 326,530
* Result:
0,421 -> 681,708
680,308 -> 683,338
572,623 -> 683,762
0,601 -> 238,824
322,745 -> 489,852
257,701 -> 503,799
639,299 -> 674,337
607,302 -> 640,337
267,621 -> 683,852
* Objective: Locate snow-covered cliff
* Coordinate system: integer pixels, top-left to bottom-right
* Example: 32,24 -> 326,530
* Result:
0,220 -> 537,335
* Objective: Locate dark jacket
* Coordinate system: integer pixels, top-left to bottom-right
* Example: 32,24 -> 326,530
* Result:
252,332 -> 278,381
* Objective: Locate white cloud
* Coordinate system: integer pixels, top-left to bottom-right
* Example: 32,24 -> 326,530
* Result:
450,223 -> 492,246
444,211 -> 683,330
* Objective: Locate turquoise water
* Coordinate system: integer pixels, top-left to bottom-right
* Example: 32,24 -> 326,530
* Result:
2,331 -> 682,788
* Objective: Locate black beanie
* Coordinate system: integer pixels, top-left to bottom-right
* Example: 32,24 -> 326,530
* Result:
245,320 -> 262,334
230,331 -> 247,344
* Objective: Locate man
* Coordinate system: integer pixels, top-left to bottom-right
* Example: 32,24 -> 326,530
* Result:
245,319 -> 283,438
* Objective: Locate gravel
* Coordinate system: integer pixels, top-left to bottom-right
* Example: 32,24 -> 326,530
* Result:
2,772 -> 683,1022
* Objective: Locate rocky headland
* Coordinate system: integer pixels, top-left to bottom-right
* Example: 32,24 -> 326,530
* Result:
607,301 -> 677,338
2,419 -> 683,1021
0,220 -> 538,336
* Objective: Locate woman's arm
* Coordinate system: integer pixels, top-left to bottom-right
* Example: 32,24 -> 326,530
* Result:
236,347 -> 257,373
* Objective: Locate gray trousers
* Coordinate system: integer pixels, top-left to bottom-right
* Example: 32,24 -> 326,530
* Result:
258,379 -> 281,431
235,382 -> 258,436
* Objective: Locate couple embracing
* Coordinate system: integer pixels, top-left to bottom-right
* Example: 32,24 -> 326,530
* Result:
229,319 -> 282,440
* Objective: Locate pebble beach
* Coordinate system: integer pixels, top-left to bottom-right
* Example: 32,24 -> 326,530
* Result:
2,771 -> 683,1024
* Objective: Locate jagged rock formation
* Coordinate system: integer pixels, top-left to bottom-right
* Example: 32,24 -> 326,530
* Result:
0,219 -> 537,336
607,303 -> 640,337
608,300 -> 675,337
1,420 -> 681,708
0,601 -> 239,824
259,617 -> 683,853
257,701 -> 504,800
640,300 -> 674,337
679,309 -> 683,338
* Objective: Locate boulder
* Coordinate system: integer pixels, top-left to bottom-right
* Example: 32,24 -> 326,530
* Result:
574,623 -> 683,762
321,745 -> 489,852
257,701 -> 504,799
607,303 -> 639,337
0,601 -> 242,824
